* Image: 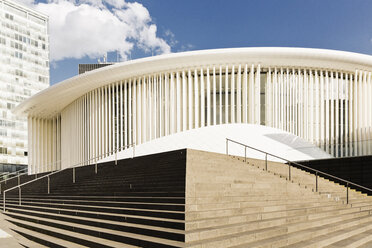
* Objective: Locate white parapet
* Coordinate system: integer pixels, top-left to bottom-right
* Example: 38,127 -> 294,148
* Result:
100,124 -> 332,164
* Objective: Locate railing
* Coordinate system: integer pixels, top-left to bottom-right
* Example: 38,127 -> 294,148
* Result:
3,143 -> 135,212
0,168 -> 28,181
226,138 -> 372,204
0,168 -> 28,195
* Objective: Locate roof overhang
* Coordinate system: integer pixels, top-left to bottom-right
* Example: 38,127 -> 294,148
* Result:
14,47 -> 372,119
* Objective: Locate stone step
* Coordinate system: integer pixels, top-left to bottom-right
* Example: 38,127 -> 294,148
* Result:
6,198 -> 185,212
5,212 -> 184,248
6,216 -> 140,248
6,206 -> 184,230
5,195 -> 186,204
186,201 -> 349,221
324,228 -> 372,248
357,240 -> 372,248
186,202 -> 347,230
5,202 -> 185,220
228,214 -> 372,248
186,195 -> 333,204
185,208 -> 369,243
6,210 -> 184,242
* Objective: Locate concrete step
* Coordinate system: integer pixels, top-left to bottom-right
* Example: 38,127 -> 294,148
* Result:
357,240 -> 372,248
287,220 -> 372,248
6,205 -> 184,230
5,212 -> 184,248
6,210 -> 184,242
6,216 -> 139,248
186,202 -> 347,230
185,208 -> 369,243
228,214 -> 372,248
5,198 -> 185,211
5,202 -> 184,220
324,228 -> 372,248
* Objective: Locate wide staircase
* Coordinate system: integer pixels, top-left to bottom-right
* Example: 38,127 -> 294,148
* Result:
1,148 -> 372,247
1,150 -> 186,248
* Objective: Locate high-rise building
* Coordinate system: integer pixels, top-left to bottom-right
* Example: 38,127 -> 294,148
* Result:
0,0 -> 49,172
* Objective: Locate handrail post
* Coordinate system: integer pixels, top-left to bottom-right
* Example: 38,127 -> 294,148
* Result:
95,158 -> 97,174
265,154 -> 268,171
115,149 -> 117,165
72,167 -> 75,183
3,191 -> 5,212
346,183 -> 349,204
226,139 -> 228,155
244,146 -> 246,162
18,175 -> 20,185
18,187 -> 21,206
288,162 -> 291,181
47,176 -> 50,194
315,172 -> 318,192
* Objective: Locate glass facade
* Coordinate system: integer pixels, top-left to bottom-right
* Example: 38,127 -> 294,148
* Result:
0,0 -> 49,168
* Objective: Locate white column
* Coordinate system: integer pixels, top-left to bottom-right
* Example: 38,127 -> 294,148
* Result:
116,83 -> 119,151
243,65 -> 248,123
362,71 -> 367,154
319,71 -> 324,149
194,70 -> 199,128
219,66 -> 223,125
369,72 -> 372,154
345,74 -> 349,156
148,76 -> 152,141
340,73 -> 344,157
124,81 -> 128,147
176,72 -> 181,132
249,65 -> 255,123
255,65 -> 261,125
274,68 -> 278,129
142,76 -> 146,142
201,68 -> 205,127
206,68 -> 211,126
354,71 -> 358,155
280,68 -> 284,130
335,72 -> 339,156
182,70 -> 187,131
315,71 -> 320,145
330,72 -> 335,155
325,71 -> 330,153
188,70 -> 193,130
128,80 -> 132,145
267,68 -> 272,127
349,73 -> 354,155
165,74 -> 169,135
236,65 -> 241,123
159,74 -> 165,137
225,66 -> 229,123
231,65 -> 235,123
213,67 -> 217,125
170,72 -> 175,134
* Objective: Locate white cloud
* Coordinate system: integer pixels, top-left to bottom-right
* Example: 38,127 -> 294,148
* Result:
22,0 -> 171,61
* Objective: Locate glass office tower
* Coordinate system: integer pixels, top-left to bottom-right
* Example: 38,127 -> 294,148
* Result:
0,0 -> 49,172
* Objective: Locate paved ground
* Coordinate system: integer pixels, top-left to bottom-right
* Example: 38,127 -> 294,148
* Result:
0,213 -> 23,248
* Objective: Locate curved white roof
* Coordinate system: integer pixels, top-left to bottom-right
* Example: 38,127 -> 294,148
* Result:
15,47 -> 372,118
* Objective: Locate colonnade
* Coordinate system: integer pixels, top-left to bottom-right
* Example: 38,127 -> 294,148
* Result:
28,64 -> 372,173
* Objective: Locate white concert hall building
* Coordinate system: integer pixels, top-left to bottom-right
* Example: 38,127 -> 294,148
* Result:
13,47 -> 372,174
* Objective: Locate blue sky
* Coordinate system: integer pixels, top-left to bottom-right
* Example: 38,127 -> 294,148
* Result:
31,0 -> 372,85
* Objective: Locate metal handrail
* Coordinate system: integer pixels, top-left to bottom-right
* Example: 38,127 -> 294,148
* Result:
226,138 -> 372,204
3,143 -> 135,212
0,168 -> 28,181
